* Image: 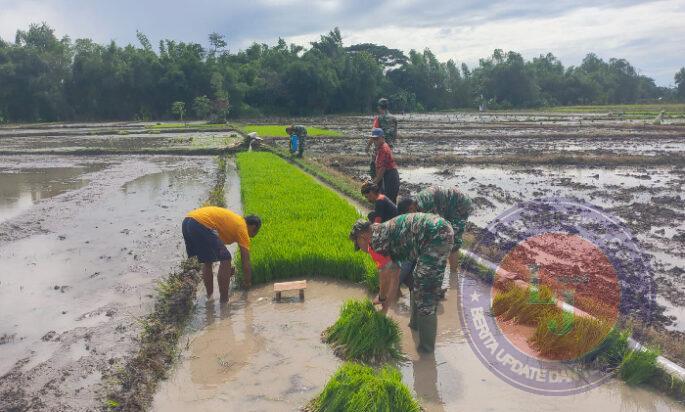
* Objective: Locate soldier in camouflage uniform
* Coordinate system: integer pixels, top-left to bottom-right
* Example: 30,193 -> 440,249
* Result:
286,125 -> 307,158
367,98 -> 398,177
349,213 -> 454,353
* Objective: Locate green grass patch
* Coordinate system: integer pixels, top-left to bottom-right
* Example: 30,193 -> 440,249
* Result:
322,299 -> 402,364
235,152 -> 376,288
241,124 -> 342,137
145,122 -> 234,130
308,362 -> 420,412
619,347 -> 660,385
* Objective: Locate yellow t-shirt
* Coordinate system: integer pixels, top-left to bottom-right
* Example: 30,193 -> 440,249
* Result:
187,206 -> 250,249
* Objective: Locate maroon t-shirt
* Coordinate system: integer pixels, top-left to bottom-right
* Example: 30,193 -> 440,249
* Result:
375,143 -> 397,170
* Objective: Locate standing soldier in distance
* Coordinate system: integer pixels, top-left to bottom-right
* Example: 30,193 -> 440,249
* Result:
349,213 -> 453,353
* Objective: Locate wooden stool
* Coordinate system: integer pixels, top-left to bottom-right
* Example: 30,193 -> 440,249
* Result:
274,280 -> 307,301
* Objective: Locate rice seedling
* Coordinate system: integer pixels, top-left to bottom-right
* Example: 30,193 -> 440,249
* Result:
308,362 -> 420,412
241,124 -> 342,137
530,311 -> 613,360
491,284 -> 561,325
619,347 -> 661,385
235,152 -> 376,288
322,299 -> 402,364
583,326 -> 630,369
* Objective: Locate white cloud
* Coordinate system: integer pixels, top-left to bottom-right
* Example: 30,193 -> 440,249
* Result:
286,0 -> 685,85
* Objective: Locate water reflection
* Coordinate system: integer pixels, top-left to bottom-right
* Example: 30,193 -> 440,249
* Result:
0,166 -> 103,222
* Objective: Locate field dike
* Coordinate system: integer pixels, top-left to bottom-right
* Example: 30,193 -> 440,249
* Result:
102,156 -> 228,411
263,144 -> 685,405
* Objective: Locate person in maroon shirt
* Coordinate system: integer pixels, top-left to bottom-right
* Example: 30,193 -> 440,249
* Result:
370,127 -> 400,203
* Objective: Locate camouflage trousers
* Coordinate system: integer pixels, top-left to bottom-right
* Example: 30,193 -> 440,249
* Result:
413,223 -> 454,316
448,217 -> 468,252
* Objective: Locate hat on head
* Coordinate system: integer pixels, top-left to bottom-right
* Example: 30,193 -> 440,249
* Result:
369,128 -> 384,138
377,97 -> 389,109
349,219 -> 371,250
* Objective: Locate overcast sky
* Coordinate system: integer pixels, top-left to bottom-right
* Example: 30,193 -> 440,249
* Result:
1,0 -> 683,86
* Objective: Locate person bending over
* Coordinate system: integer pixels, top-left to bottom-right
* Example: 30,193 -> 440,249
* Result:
182,206 -> 261,302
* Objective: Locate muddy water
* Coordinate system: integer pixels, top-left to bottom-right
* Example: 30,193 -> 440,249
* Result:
0,160 -> 106,222
0,155 -> 216,411
153,276 -> 685,412
397,164 -> 685,331
152,280 -> 370,411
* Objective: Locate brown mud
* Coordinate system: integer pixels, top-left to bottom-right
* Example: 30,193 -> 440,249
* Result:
0,154 -> 216,411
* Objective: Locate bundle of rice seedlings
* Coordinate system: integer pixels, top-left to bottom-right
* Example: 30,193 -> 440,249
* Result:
491,285 -> 560,325
322,299 -> 402,364
529,311 -> 613,360
619,347 -> 660,385
308,362 -> 420,412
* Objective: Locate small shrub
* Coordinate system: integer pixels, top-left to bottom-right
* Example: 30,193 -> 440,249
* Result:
323,299 -> 402,364
310,362 -> 420,412
619,347 -> 660,386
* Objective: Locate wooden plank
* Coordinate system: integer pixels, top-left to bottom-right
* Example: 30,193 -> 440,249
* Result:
273,280 -> 307,292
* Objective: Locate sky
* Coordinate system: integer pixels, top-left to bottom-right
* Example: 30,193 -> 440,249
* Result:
1,0 -> 683,86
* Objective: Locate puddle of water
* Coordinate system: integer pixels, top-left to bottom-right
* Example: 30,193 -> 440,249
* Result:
0,164 -> 104,222
152,280 -> 370,411
154,274 -> 685,412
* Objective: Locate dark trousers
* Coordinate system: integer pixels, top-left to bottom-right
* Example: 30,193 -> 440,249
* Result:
381,168 -> 400,204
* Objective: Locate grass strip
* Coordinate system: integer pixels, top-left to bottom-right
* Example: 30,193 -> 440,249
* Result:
235,151 -> 376,288
322,299 -> 402,364
103,156 -> 227,411
306,362 -> 421,412
241,124 -> 342,137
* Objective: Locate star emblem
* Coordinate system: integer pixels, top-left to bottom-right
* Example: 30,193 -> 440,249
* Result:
470,291 -> 481,302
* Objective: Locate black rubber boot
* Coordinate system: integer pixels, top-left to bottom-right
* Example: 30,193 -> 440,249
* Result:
416,312 -> 438,353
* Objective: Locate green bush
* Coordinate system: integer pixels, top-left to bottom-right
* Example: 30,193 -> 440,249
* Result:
235,152 -> 376,287
310,362 -> 420,412
322,299 -> 402,364
619,347 -> 660,385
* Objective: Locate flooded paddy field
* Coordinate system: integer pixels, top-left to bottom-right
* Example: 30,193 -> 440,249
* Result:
1,115 -> 683,411
0,153 -> 217,411
0,122 -> 242,154
275,113 -> 684,332
154,278 -> 685,412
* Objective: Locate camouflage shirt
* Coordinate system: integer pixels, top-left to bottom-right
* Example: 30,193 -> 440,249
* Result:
370,213 -> 452,263
377,111 -> 397,144
292,125 -> 307,138
415,186 -> 472,221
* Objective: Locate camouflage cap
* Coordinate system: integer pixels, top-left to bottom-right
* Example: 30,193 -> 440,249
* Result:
377,97 -> 389,109
349,219 -> 372,250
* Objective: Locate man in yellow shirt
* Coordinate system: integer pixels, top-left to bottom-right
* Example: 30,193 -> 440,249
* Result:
182,206 -> 261,302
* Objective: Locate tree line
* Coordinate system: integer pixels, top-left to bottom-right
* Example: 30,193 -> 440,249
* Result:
0,23 -> 684,123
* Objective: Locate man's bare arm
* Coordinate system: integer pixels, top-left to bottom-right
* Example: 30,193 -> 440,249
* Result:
239,246 -> 252,288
